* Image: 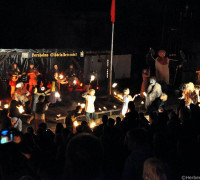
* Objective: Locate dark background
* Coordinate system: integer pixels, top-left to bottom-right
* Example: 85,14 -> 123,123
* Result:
0,0 -> 200,83
0,0 -> 199,50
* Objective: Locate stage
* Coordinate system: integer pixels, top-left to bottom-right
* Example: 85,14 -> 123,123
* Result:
0,83 -> 181,133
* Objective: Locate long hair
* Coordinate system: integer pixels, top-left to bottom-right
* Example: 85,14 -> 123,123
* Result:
143,158 -> 167,180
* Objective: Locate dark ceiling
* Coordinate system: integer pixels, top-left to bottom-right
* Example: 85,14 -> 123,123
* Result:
0,0 -> 199,53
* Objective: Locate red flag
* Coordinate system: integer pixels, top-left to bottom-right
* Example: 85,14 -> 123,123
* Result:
110,0 -> 115,23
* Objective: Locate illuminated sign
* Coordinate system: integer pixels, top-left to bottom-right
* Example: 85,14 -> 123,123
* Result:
32,52 -> 78,58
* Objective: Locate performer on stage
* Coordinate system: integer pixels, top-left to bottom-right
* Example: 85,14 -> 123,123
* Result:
82,89 -> 96,122
51,64 -> 59,74
147,93 -> 168,113
9,93 -> 23,131
121,88 -> 133,117
140,68 -> 150,98
35,95 -> 49,131
49,72 -> 62,105
14,82 -> 30,106
155,50 -> 169,84
182,82 -> 199,106
27,63 -> 40,93
64,64 -> 76,78
145,77 -> 162,110
8,63 -> 20,97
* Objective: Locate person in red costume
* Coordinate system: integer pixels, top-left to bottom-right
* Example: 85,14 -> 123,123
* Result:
155,50 -> 169,84
8,63 -> 20,97
27,63 -> 40,93
140,68 -> 150,98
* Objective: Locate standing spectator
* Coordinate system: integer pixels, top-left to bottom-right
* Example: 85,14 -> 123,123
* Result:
143,158 -> 167,180
82,89 -> 96,123
0,109 -> 12,130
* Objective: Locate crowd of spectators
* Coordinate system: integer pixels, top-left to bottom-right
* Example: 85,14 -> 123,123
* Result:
0,99 -> 200,180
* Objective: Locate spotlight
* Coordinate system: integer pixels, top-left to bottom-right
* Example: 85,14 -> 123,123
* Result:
90,122 -> 96,129
41,86 -> 45,91
57,114 -> 61,118
16,83 -> 22,88
73,80 -> 77,85
55,92 -> 60,98
81,103 -> 85,108
98,108 -> 102,111
4,104 -> 9,109
80,51 -> 84,57
59,74 -> 64,80
103,106 -> 107,110
17,105 -> 25,114
141,101 -> 144,104
73,120 -> 79,127
113,105 -> 117,109
113,91 -> 117,95
90,75 -> 95,82
112,83 -> 118,88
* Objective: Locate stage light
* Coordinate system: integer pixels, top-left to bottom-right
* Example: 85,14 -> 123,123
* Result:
74,121 -> 79,127
98,108 -> 102,111
80,83 -> 83,87
41,86 -> 45,91
73,80 -> 77,85
81,103 -> 85,108
113,105 -> 117,109
57,114 -> 61,118
103,106 -> 107,110
90,122 -> 96,129
80,51 -> 84,57
145,115 -> 150,122
59,74 -> 64,80
17,105 -> 24,114
96,86 -> 99,90
141,101 -> 144,104
55,92 -> 60,98
16,83 -> 22,88
90,75 -> 95,82
4,104 -> 9,109
112,83 -> 118,88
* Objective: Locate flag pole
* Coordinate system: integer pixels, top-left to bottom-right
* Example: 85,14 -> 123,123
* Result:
109,23 -> 114,95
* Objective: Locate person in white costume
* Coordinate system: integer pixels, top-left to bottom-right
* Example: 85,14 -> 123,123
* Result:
82,89 -> 96,122
121,88 -> 133,117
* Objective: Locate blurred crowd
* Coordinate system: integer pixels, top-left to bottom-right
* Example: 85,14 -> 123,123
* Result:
1,95 -> 200,180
